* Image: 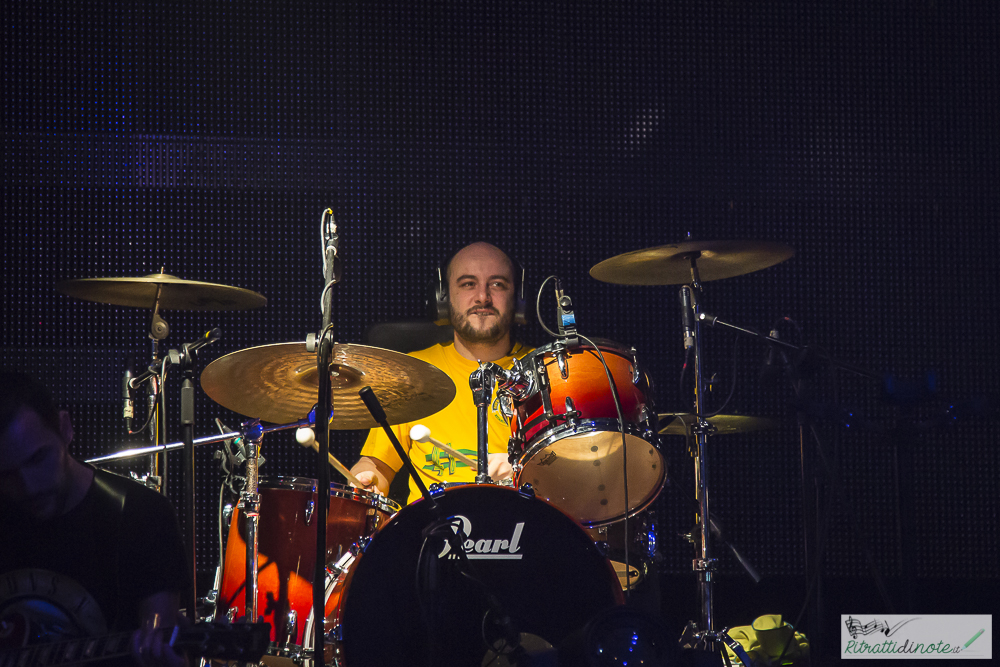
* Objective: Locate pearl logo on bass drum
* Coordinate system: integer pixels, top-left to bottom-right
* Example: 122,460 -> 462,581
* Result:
437,515 -> 525,560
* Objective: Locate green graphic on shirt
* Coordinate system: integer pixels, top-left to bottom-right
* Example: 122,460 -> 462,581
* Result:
423,447 -> 475,476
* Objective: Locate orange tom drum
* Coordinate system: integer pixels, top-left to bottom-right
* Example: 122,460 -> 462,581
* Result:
507,339 -> 665,527
217,477 -> 398,661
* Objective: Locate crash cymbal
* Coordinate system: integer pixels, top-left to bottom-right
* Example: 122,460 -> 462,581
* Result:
658,413 -> 781,436
590,240 -> 794,285
201,342 -> 456,428
56,273 -> 267,310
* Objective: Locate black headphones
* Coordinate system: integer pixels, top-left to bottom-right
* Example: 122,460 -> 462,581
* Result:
427,248 -> 528,327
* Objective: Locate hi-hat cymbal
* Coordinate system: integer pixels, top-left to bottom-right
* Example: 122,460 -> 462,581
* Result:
201,342 -> 456,428
658,413 -> 781,436
56,273 -> 267,310
590,240 -> 794,285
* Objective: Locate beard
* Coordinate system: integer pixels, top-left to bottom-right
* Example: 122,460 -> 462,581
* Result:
449,302 -> 514,346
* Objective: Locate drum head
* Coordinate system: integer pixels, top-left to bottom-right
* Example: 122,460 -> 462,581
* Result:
517,422 -> 665,526
339,485 -> 623,667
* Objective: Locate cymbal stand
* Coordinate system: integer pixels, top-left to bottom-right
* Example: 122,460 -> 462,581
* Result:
678,256 -> 723,651
470,363 -> 495,484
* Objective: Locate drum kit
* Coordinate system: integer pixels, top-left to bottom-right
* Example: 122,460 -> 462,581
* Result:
61,235 -> 798,666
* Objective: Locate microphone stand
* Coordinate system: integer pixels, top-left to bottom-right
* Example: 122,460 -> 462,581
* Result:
310,209 -> 340,665
171,329 -> 221,621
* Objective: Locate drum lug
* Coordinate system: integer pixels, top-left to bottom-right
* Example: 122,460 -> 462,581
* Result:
640,406 -> 659,444
555,347 -> 570,380
517,482 -> 536,499
564,396 -> 580,423
225,606 -> 238,623
536,363 -> 556,427
284,609 -> 298,648
630,346 -> 641,385
222,503 -> 234,528
328,547 -> 358,576
429,482 -> 447,498
304,497 -> 315,526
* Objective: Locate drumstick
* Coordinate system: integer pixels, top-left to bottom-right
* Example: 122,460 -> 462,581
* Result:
295,427 -> 367,489
409,424 -> 478,468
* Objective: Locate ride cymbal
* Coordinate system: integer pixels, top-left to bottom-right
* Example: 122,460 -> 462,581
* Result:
590,240 -> 794,285
658,413 -> 781,436
56,273 -> 267,310
201,342 -> 456,428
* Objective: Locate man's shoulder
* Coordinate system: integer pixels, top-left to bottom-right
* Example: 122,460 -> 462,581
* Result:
409,341 -> 454,363
511,341 -> 534,358
92,468 -> 175,515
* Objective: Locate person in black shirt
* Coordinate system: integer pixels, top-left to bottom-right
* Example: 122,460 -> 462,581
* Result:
0,371 -> 189,667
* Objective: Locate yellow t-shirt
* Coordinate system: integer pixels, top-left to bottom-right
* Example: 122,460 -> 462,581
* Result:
360,340 -> 532,504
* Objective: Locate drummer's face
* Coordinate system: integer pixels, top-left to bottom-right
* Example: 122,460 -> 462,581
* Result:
447,243 -> 515,345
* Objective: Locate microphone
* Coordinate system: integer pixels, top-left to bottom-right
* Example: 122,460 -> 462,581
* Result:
322,208 -> 341,283
760,328 -> 786,385
679,286 -> 695,350
122,355 -> 135,433
183,328 -> 222,356
555,278 -> 577,343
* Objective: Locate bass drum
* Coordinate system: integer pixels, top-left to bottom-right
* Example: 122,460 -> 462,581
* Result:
326,484 -> 624,667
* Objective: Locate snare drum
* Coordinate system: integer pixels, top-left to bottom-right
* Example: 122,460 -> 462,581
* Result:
217,477 -> 398,660
509,339 -> 665,527
319,484 -> 624,666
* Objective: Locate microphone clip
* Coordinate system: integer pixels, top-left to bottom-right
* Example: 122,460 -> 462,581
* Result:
555,278 -> 578,347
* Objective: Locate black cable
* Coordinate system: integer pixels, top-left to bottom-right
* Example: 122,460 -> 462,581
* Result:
531,275 -> 641,595
129,358 -> 169,435
700,331 -> 742,418
534,275 -> 561,338
576,333 -> 632,596
678,345 -> 692,412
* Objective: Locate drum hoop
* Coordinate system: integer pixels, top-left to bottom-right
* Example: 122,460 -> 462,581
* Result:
519,418 -> 653,458
258,475 -> 400,515
525,337 -> 632,361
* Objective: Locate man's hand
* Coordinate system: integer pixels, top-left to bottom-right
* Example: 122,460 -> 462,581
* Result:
487,453 -> 512,481
348,456 -> 395,496
131,605 -> 188,667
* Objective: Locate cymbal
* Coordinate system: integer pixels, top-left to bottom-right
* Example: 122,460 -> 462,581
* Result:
658,413 -> 781,436
56,273 -> 267,310
201,342 -> 457,428
590,240 -> 794,285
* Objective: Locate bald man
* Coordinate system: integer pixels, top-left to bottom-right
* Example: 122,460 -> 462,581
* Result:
350,242 -> 532,503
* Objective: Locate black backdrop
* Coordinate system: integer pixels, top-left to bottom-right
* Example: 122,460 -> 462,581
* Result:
3,0 -> 998,654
